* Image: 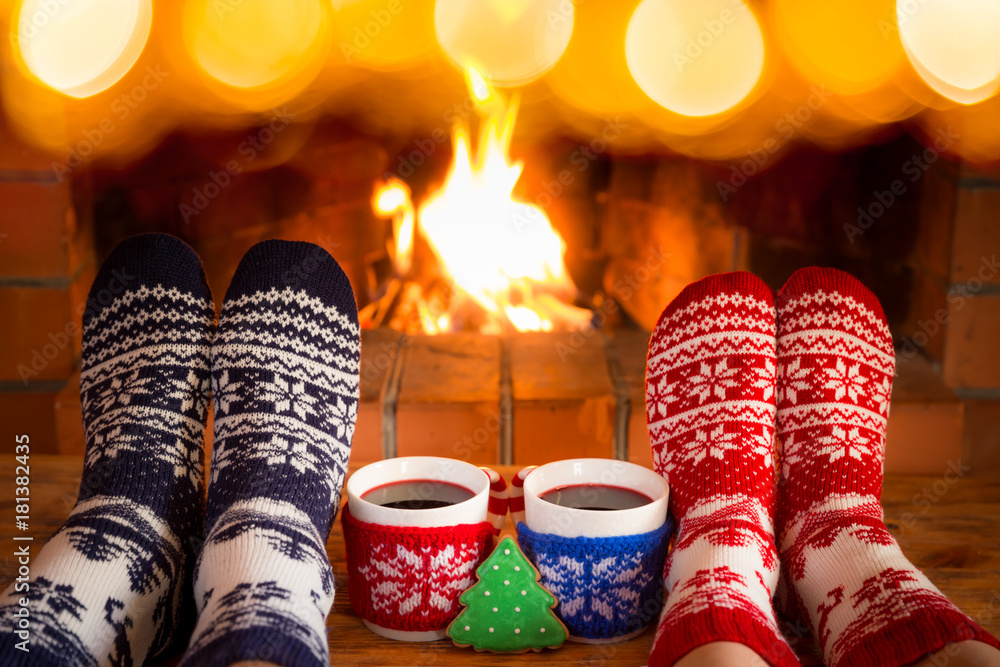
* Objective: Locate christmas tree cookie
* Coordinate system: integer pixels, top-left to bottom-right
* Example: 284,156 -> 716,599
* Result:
447,536 -> 567,653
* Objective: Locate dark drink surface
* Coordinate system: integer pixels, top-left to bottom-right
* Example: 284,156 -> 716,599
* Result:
362,479 -> 475,510
540,484 -> 653,511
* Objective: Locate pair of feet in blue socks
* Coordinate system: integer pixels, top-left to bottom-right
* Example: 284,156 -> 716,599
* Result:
0,234 -> 360,667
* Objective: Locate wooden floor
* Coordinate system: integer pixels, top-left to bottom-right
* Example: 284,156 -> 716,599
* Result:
2,457 -> 999,666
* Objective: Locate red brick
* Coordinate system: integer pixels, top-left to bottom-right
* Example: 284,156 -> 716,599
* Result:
885,350 -> 971,470
943,294 -> 1000,389
963,399 -> 1000,476
396,334 -> 500,464
606,330 -> 655,468
951,188 -> 1000,285
0,119 -> 56,173
0,264 -> 93,382
350,329 -> 401,464
0,180 -> 91,278
511,332 -> 616,464
0,390 -> 60,454
899,268 -> 948,363
915,163 -> 956,278
54,370 -> 85,456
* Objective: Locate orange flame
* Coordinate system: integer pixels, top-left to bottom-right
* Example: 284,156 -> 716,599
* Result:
374,65 -> 587,334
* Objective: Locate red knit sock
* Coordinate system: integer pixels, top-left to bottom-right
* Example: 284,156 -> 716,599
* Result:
776,267 -> 1000,667
646,272 -> 799,667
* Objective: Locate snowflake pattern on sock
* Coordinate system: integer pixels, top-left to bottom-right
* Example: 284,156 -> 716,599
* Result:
776,267 -> 1000,667
645,272 -> 799,667
180,241 -> 360,667
0,234 -> 214,667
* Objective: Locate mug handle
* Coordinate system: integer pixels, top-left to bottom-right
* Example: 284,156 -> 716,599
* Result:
508,466 -> 536,527
480,467 -> 508,535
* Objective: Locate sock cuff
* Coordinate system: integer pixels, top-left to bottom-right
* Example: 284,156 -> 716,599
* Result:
341,505 -> 495,633
180,625 -> 328,667
834,606 -> 1000,667
516,520 -> 672,640
649,607 -> 800,667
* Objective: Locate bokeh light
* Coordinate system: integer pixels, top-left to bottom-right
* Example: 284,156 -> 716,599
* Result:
434,0 -> 574,86
626,0 -> 766,117
183,0 -> 327,90
545,0 -> 653,117
331,0 -> 438,70
773,0 -> 904,96
16,0 -> 152,98
898,0 -> 1000,104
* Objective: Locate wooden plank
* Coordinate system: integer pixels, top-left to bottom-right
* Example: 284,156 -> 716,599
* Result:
509,332 -> 616,464
395,333 -> 501,464
2,458 -> 998,666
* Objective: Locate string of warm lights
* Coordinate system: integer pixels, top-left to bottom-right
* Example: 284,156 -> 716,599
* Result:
2,0 -> 998,165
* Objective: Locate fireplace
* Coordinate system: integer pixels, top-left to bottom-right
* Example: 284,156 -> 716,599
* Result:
1,0 -> 999,480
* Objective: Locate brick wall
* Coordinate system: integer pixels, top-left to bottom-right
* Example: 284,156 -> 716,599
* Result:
902,160 -> 1000,474
0,119 -> 94,454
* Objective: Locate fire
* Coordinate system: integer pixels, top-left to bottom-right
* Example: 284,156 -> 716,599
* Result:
373,66 -> 588,334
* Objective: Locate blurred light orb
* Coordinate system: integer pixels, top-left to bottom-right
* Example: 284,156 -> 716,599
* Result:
774,0 -> 904,95
184,0 -> 326,89
16,0 -> 152,98
626,0 -> 765,117
898,0 -> 1000,104
434,0 -> 574,86
331,0 -> 438,70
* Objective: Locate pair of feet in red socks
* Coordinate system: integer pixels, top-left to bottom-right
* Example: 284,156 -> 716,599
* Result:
645,268 -> 999,667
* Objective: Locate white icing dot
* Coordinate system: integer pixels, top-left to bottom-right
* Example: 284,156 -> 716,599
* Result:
514,629 -> 520,634
521,590 -> 527,595
464,626 -> 470,631
489,627 -> 494,633
493,607 -> 498,612
514,566 -> 520,571
504,580 -> 510,585
540,628 -> 546,633
515,607 -> 520,612
484,591 -> 490,596
504,549 -> 510,554
492,565 -> 499,570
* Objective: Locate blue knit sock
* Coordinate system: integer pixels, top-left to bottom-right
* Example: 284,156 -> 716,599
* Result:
180,240 -> 360,667
0,234 -> 215,666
